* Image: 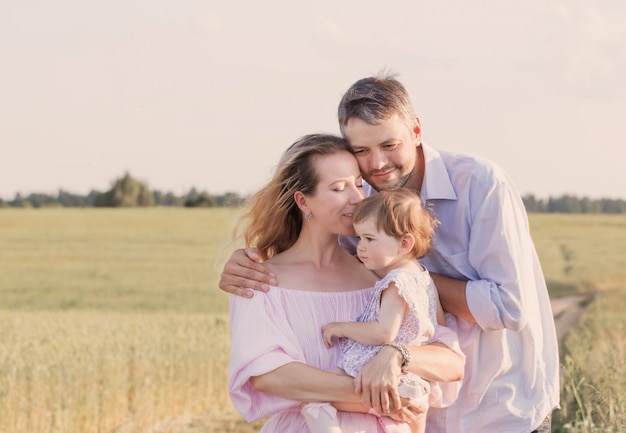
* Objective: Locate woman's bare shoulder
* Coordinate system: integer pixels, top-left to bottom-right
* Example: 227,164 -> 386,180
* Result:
264,250 -> 377,292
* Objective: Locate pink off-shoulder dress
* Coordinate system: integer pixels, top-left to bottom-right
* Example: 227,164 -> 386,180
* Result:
228,286 -> 462,433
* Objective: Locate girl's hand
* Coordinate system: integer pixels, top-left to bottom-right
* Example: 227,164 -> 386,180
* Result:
322,323 -> 344,348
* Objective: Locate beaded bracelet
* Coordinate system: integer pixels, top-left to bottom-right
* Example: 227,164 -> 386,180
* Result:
382,342 -> 411,373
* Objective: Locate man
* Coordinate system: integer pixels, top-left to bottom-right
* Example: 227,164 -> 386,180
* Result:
220,74 -> 559,432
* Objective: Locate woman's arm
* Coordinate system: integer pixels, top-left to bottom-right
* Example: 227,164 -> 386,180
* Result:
251,362 -> 359,403
251,362 -> 422,422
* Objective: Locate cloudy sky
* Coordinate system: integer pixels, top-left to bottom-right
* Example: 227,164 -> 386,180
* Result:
1,0 -> 625,201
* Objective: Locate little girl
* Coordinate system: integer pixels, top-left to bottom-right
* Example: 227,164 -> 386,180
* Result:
301,188 -> 445,433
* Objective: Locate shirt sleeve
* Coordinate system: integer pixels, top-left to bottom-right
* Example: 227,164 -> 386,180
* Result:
427,321 -> 465,408
228,293 -> 306,421
464,178 -> 540,332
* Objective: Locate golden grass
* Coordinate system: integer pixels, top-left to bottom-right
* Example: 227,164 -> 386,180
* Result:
0,209 -> 624,432
0,311 -> 238,433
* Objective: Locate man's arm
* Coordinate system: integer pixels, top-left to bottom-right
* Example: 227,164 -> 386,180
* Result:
218,248 -> 277,297
354,342 -> 464,414
430,273 -> 475,323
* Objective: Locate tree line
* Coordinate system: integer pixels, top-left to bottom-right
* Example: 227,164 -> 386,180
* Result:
1,172 -> 625,213
0,172 -> 246,209
522,194 -> 626,214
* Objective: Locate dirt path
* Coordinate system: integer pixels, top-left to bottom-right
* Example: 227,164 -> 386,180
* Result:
551,294 -> 592,345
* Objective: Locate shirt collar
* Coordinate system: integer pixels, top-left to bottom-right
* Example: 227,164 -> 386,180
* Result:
420,142 -> 457,201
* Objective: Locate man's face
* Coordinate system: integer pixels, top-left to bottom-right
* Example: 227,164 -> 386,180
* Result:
343,113 -> 420,192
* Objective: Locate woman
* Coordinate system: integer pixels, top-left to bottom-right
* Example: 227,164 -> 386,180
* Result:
228,134 -> 463,432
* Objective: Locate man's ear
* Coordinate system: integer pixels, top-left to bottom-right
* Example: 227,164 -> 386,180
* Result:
413,117 -> 422,137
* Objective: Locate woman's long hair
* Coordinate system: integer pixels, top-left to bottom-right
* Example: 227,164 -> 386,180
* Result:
234,134 -> 351,261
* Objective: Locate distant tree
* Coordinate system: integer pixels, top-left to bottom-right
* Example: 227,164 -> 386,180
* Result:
216,192 -> 246,207
183,187 -> 199,207
522,194 -> 544,212
57,189 -> 97,207
9,193 -> 33,208
95,172 -> 154,207
601,198 -> 626,213
523,194 -> 626,214
153,189 -> 184,206
24,193 -> 60,208
184,188 -> 216,207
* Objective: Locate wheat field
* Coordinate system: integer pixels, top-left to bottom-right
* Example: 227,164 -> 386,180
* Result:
1,209 -> 625,432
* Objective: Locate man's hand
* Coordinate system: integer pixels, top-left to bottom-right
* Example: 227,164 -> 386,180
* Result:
218,248 -> 277,297
354,345 -> 403,415
386,399 -> 426,424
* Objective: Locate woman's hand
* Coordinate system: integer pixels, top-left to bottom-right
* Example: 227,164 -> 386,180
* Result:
218,248 -> 277,297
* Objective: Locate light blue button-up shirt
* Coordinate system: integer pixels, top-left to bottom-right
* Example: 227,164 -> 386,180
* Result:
342,143 -> 560,432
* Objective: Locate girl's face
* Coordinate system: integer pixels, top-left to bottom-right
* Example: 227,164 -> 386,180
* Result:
354,217 -> 404,275
306,151 -> 365,236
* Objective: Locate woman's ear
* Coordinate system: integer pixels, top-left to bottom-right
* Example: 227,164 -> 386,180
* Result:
294,191 -> 308,214
399,234 -> 416,255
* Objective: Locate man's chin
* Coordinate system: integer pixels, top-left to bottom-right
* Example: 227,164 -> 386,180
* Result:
369,180 -> 401,192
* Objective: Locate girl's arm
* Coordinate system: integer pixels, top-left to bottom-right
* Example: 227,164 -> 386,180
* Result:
322,283 -> 406,347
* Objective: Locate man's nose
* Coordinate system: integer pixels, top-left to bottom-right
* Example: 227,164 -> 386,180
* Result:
368,149 -> 387,170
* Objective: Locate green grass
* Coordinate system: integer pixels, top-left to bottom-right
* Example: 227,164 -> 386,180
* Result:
0,207 -> 240,313
529,213 -> 626,297
553,287 -> 626,432
0,209 -> 625,432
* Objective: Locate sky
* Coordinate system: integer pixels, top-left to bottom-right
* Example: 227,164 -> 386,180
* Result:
1,0 -> 625,201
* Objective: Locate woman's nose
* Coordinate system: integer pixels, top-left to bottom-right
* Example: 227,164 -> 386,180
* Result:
350,185 -> 365,203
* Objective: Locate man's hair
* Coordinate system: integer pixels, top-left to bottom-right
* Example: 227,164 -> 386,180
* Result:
338,72 -> 416,136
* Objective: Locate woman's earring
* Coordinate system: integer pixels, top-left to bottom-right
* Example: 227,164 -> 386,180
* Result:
305,212 -> 312,221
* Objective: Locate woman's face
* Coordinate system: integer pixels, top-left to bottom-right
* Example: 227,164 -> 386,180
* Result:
306,151 -> 365,236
